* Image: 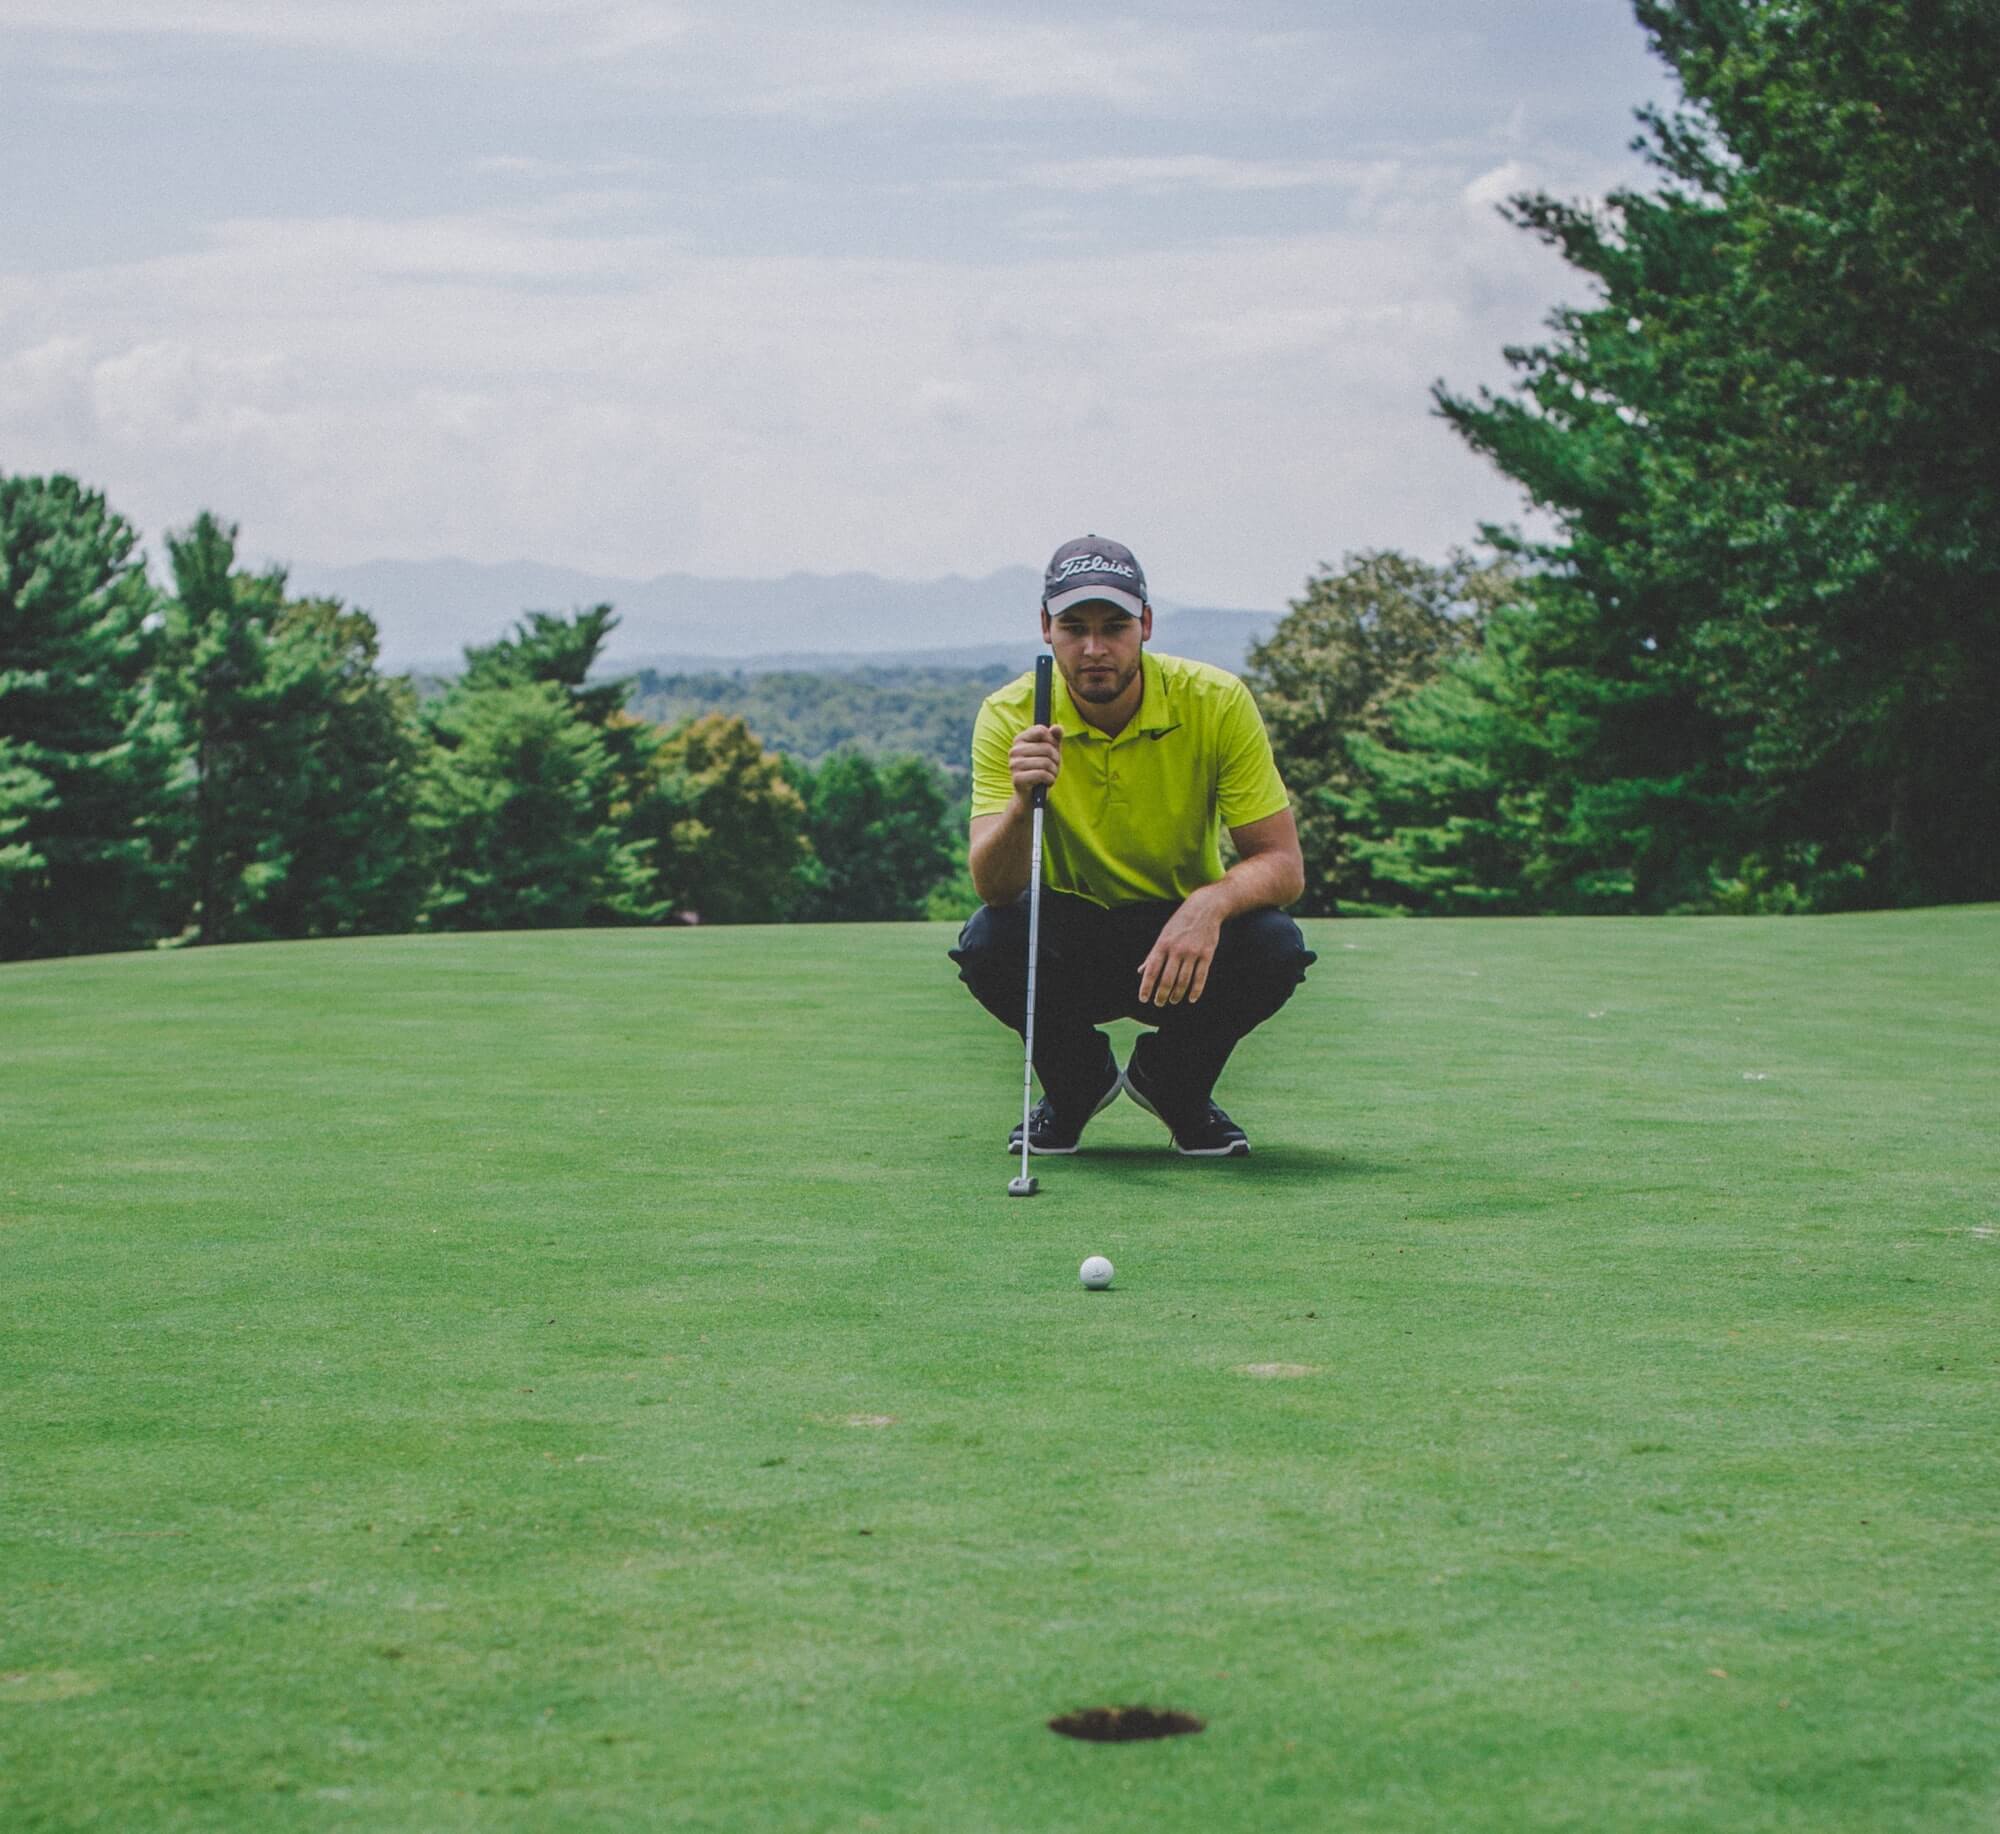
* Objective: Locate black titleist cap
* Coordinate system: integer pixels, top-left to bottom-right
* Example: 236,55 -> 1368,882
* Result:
1042,535 -> 1147,619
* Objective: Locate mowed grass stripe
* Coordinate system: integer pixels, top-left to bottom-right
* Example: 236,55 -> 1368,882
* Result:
2,911 -> 1996,1833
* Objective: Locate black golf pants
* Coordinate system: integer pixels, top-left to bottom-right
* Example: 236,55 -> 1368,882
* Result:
950,889 -> 1316,1129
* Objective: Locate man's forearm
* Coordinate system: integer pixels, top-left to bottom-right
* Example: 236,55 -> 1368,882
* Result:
1192,848 -> 1305,921
969,798 -> 1037,905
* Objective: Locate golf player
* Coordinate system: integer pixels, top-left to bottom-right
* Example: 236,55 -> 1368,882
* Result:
951,535 -> 1316,1157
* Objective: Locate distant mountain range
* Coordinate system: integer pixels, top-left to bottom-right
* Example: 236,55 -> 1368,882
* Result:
283,556 -> 1285,677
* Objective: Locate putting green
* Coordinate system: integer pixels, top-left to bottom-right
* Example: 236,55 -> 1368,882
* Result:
3,910 -> 1996,1832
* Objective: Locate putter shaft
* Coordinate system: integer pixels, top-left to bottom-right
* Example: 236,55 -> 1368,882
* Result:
1016,801 -> 1045,1193
1008,653 -> 1055,1198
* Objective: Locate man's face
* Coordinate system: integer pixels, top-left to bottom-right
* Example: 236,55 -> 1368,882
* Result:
1041,600 -> 1151,706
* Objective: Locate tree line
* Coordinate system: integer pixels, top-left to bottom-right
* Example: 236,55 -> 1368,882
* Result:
0,487 -> 966,961
625,664 -> 1012,771
1247,0 -> 1996,916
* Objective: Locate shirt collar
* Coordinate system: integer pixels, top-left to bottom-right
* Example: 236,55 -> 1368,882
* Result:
1052,652 -> 1181,741
1132,652 -> 1179,737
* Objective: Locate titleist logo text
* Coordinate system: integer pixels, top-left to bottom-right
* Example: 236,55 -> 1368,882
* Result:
1053,554 -> 1137,581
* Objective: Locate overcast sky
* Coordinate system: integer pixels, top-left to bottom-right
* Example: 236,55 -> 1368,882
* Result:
1,2 -> 1669,610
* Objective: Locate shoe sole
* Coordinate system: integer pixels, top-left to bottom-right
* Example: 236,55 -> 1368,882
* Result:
1122,1073 -> 1250,1157
1006,1071 -> 1124,1156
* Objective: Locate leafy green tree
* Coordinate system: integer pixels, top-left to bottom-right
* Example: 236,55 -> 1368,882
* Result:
0,473 -> 180,959
158,517 -> 435,942
158,513 -> 293,942
459,604 -> 647,811
247,599 -> 434,938
795,750 -> 956,921
1632,0 -> 2000,904
923,783 -> 979,923
625,712 -> 812,923
1337,608 -> 1550,914
419,680 -> 658,931
1433,165 -> 1766,911
1244,550 -> 1515,913
874,756 -> 957,915
1436,0 -> 1999,909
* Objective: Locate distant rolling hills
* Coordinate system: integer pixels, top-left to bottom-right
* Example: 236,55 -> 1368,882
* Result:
284,555 -> 1284,677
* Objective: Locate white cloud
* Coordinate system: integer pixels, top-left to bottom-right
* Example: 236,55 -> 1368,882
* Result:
0,180 -> 1580,606
0,1 -> 695,61
1463,160 -> 1534,212
2,4 -> 1661,608
767,14 -> 1193,109
0,2 -> 1374,128
1017,155 -> 1403,195
194,210 -> 662,285
88,341 -> 290,446
4,3 -> 1207,110
470,154 -> 658,181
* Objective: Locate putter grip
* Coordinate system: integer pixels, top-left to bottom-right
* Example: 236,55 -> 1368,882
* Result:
1032,655 -> 1053,810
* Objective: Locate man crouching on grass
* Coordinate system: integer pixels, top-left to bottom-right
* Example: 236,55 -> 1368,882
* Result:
950,535 -> 1316,1158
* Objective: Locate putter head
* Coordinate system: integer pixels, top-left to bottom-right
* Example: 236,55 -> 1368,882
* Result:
1006,1174 -> 1039,1197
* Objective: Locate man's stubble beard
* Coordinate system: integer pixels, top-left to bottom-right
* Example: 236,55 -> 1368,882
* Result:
1067,657 -> 1141,705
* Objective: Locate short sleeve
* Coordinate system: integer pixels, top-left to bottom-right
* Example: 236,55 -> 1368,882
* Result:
969,696 -> 1019,817
1215,682 -> 1291,830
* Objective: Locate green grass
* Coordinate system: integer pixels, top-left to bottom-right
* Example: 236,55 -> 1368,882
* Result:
3,909 -> 1997,1833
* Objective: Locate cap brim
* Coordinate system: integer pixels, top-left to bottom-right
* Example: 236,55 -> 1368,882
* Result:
1044,584 -> 1146,619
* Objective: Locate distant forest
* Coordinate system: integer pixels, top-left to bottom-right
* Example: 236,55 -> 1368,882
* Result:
623,664 -> 1017,771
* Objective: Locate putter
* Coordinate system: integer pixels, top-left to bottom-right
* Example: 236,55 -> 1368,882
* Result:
1007,654 -> 1055,1197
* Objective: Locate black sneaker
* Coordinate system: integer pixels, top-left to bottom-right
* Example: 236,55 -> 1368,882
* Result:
1007,1060 -> 1123,1155
1123,1060 -> 1251,1157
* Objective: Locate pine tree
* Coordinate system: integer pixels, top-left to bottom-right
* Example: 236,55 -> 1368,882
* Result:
0,474 -> 180,959
158,516 -> 442,942
249,599 -> 433,938
1436,0 -> 2000,908
1337,609 -> 1549,914
420,681 -> 658,931
158,513 -> 293,943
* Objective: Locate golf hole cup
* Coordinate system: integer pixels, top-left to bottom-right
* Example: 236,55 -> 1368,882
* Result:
1079,1255 -> 1114,1290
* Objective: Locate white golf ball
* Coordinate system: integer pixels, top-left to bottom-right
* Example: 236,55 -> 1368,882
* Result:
1079,1255 -> 1114,1290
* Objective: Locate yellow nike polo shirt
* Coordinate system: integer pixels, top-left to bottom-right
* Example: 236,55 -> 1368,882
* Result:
970,651 -> 1291,907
